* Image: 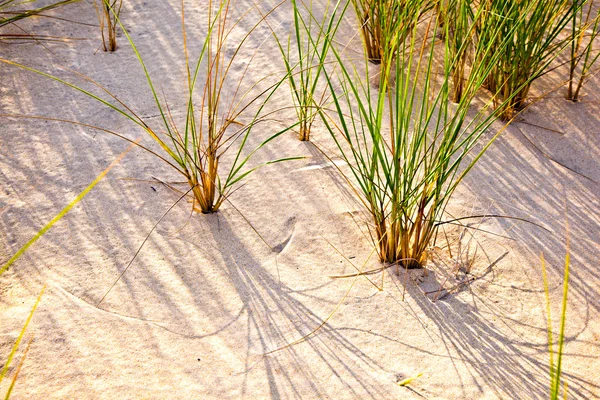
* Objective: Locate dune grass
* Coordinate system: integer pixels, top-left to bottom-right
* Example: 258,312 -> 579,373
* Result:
350,0 -> 429,65
270,0 -> 348,141
1,0 -> 298,214
316,8 -> 519,268
0,0 -> 594,396
439,0 -> 474,103
93,0 -> 122,52
476,0 -> 579,119
568,0 -> 600,101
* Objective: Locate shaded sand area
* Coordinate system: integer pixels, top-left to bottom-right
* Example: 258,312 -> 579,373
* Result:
1,1 -> 599,398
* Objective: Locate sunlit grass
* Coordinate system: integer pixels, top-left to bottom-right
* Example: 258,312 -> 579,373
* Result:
271,0 -> 348,141
1,0 -> 299,214
477,0 -> 579,119
568,0 -> 600,101
541,240 -> 571,400
350,0 -> 430,65
316,10 -> 518,268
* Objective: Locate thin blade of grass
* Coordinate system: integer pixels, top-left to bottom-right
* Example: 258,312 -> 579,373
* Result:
0,139 -> 138,276
0,286 -> 45,386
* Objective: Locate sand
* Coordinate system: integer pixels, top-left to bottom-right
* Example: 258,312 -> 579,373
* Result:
1,1 -> 599,398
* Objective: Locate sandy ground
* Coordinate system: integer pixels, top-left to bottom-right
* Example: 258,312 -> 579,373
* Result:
1,1 -> 599,399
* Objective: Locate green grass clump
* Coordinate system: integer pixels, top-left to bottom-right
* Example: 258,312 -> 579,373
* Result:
271,0 -> 348,141
438,0 -> 474,103
477,0 -> 579,119
2,0 -> 297,214
351,0 -> 430,65
568,0 -> 600,101
317,9 -> 518,268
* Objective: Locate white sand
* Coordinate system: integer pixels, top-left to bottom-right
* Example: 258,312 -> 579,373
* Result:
1,1 -> 599,398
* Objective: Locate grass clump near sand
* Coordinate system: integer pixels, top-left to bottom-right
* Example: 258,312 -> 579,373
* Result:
0,0 -> 599,397
350,0 -> 430,65
477,0 -> 580,119
92,0 -> 122,52
316,8 -> 521,268
567,0 -> 600,101
1,0 -> 298,214
271,0 -> 348,141
437,0 -> 474,103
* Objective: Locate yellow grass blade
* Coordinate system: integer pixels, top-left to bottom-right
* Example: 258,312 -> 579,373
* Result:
397,372 -> 423,387
0,287 -> 45,386
4,335 -> 34,400
0,139 -> 139,276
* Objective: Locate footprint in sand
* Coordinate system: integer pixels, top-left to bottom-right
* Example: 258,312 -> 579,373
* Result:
271,216 -> 296,254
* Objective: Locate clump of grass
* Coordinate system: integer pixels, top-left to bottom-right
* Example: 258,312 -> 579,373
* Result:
350,0 -> 429,65
93,0 -> 122,52
477,0 -> 579,119
317,10 -> 518,268
567,0 -> 600,101
541,241 -> 571,399
271,0 -> 348,141
2,0 -> 297,214
440,0 -> 474,103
